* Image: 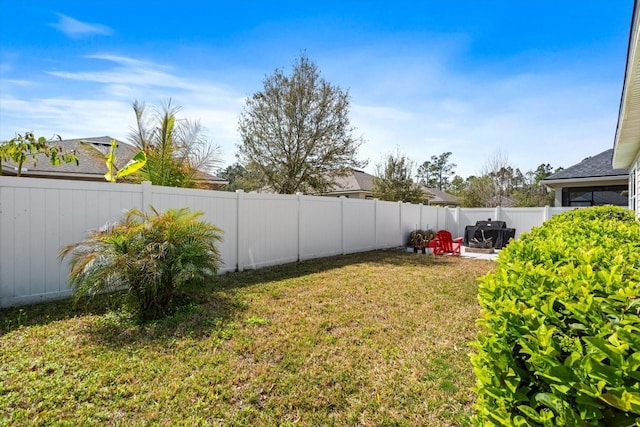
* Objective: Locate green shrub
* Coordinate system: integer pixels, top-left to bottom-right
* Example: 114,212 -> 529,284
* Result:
59,207 -> 223,320
471,206 -> 640,426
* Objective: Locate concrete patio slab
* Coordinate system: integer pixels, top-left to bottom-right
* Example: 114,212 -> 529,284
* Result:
460,246 -> 499,261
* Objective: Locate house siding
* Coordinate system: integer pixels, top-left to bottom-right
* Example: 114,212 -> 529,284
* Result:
631,154 -> 640,217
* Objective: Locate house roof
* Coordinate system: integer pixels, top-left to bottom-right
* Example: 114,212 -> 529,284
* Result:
613,0 -> 640,169
192,169 -> 228,187
2,136 -> 228,186
325,169 -> 459,205
1,136 -> 137,179
328,169 -> 375,193
421,186 -> 460,205
542,149 -> 628,184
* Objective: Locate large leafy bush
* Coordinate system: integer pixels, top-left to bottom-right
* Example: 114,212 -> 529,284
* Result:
60,207 -> 223,320
471,206 -> 640,426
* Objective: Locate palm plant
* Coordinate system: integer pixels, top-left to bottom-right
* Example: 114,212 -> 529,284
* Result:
80,139 -> 147,183
129,100 -> 221,188
59,207 -> 223,320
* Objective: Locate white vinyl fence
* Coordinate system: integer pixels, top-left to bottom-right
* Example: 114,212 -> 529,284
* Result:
0,177 -> 570,307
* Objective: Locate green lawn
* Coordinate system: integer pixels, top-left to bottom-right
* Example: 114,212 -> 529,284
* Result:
1,250 -> 495,426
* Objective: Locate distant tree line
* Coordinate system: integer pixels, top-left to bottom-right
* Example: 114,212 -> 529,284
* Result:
365,149 -> 561,207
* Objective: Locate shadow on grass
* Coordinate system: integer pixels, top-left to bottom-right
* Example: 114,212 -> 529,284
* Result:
1,249 -> 450,341
213,248 -> 452,290
83,289 -> 248,348
0,291 -> 127,336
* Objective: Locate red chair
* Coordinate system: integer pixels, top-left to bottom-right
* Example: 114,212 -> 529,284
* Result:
431,230 -> 463,256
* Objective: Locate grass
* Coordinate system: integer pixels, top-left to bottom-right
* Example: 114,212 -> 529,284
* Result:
0,250 -> 495,426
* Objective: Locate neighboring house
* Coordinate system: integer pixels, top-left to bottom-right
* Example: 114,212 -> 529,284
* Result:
322,169 -> 460,206
541,149 -> 628,207
325,169 -> 376,199
613,0 -> 640,217
1,136 -> 227,189
1,136 -> 135,181
420,185 -> 460,206
191,170 -> 229,190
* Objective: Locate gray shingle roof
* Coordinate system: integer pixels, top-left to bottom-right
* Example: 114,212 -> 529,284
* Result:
2,136 -> 227,185
544,149 -> 628,181
327,169 -> 459,205
420,186 -> 460,205
1,136 -> 136,177
329,169 -> 375,192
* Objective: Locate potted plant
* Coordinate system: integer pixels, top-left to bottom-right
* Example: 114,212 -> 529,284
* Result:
409,229 -> 435,253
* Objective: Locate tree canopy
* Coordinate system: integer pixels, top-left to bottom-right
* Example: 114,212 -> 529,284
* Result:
417,152 -> 456,191
451,152 -> 561,207
218,162 -> 262,192
237,54 -> 364,194
372,150 -> 426,203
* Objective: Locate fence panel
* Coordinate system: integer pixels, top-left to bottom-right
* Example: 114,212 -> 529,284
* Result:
150,186 -> 239,273
376,201 -> 401,248
1,184 -> 17,301
501,208 -> 544,239
419,206 -> 441,233
549,207 -> 575,217
342,198 -> 376,253
454,208 -> 494,237
299,196 -> 343,260
400,203 -> 422,246
243,193 -> 299,269
0,176 -> 592,308
0,177 -> 143,306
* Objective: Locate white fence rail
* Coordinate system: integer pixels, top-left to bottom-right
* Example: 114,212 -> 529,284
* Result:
0,177 -> 571,307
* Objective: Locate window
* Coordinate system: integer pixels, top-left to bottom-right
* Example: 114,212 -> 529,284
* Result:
561,185 -> 628,207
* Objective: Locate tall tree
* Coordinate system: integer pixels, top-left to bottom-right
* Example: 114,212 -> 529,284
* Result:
416,159 -> 433,188
512,163 -> 560,207
480,150 -> 513,207
237,54 -> 364,194
129,100 -> 221,188
417,152 -> 456,190
459,175 -> 495,207
534,163 -> 553,183
372,150 -> 426,203
448,175 -> 467,196
218,162 -> 261,192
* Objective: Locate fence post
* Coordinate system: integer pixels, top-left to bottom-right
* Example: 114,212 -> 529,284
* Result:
454,206 -> 461,236
297,192 -> 303,262
543,205 -> 550,222
398,201 -> 403,247
141,181 -> 152,212
374,199 -> 378,250
341,196 -> 346,255
236,190 -> 245,272
495,205 -> 502,221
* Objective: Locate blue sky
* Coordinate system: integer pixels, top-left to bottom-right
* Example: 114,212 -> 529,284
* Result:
0,1 -> 634,178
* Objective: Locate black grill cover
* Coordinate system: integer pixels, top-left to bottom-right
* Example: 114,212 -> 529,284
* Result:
463,219 -> 515,249
475,220 -> 507,229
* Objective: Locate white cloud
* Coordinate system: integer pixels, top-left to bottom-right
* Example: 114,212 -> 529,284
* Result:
50,14 -> 113,38
1,79 -> 34,87
48,54 -> 240,99
1,97 -> 132,140
1,55 -> 246,167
